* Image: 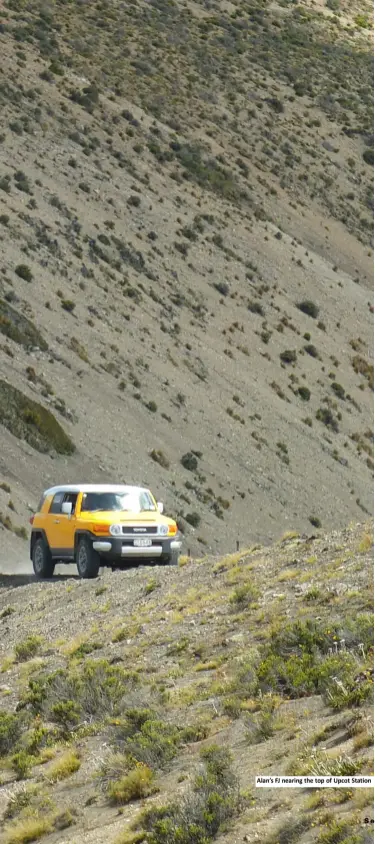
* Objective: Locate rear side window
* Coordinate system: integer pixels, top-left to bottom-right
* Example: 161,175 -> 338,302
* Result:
37,493 -> 47,513
49,491 -> 64,514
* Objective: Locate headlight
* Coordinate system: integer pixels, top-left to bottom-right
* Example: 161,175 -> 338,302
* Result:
158,524 -> 168,536
109,524 -> 122,536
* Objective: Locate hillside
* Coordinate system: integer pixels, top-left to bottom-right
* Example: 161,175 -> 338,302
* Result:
0,0 -> 373,559
0,520 -> 373,844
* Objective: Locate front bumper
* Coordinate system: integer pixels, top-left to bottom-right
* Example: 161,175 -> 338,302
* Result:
91,536 -> 182,561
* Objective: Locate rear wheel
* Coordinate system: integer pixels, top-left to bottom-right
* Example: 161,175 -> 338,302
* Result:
76,537 -> 100,579
32,537 -> 55,579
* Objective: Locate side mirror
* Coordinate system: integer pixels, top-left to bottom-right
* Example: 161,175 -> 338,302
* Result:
62,501 -> 73,516
157,501 -> 164,514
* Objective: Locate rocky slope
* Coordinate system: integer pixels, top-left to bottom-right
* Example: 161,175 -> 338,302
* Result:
0,0 -> 373,560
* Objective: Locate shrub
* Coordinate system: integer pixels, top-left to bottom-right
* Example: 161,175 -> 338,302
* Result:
0,300 -> 48,350
280,349 -> 297,364
10,750 -> 33,780
14,635 -> 42,662
185,512 -> 201,528
363,149 -> 374,166
309,515 -> 321,528
245,694 -> 280,744
0,175 -> 11,193
173,142 -> 240,201
304,343 -> 318,358
248,300 -> 264,316
108,764 -> 154,805
297,386 -> 311,401
46,749 -> 81,782
296,300 -> 319,318
137,745 -> 242,843
213,281 -> 229,296
316,407 -> 339,432
0,380 -> 75,455
22,659 -> 134,725
127,195 -> 141,207
70,84 -> 100,112
267,97 -> 284,113
230,583 -> 259,608
61,299 -> 76,313
4,816 -> 53,843
0,712 -> 23,756
15,264 -> 33,282
145,400 -> 157,413
352,355 -> 373,390
181,452 -> 198,471
149,449 -> 170,469
331,382 -> 346,400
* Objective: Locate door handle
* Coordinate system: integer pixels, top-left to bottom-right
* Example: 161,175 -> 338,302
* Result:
53,519 -> 60,524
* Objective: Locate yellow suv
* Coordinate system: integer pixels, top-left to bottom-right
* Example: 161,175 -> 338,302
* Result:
30,484 -> 182,579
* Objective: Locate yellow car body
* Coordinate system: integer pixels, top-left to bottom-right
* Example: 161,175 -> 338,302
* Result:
30,484 -> 182,578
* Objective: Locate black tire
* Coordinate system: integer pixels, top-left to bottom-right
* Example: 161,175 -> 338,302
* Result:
32,537 -> 55,579
76,537 -> 100,579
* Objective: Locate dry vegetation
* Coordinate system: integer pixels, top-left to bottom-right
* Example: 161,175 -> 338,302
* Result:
0,0 -> 373,559
0,520 -> 373,843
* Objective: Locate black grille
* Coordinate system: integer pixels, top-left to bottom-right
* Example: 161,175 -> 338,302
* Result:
121,525 -> 158,535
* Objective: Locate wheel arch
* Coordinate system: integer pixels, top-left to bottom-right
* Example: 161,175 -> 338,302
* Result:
74,530 -> 95,552
30,529 -> 49,560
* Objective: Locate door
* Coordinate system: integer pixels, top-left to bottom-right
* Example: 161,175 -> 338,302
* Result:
46,492 -> 77,558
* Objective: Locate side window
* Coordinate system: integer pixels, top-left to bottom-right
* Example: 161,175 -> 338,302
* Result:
37,493 -> 47,513
63,493 -> 78,514
49,491 -> 64,514
140,491 -> 155,511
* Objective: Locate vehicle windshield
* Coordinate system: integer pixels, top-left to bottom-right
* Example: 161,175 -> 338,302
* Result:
80,490 -> 156,513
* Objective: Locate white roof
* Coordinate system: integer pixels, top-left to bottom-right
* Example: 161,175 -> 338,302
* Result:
44,484 -> 149,496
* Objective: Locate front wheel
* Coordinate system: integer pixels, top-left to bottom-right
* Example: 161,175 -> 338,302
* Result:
76,537 -> 100,579
32,537 -> 55,579
164,550 -> 179,567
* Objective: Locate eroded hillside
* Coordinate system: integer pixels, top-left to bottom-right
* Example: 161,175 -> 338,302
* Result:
0,0 -> 373,559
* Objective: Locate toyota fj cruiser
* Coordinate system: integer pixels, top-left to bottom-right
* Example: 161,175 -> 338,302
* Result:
30,484 -> 182,578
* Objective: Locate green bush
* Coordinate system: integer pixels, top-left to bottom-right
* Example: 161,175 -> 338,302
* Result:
304,343 -> 318,358
149,449 -> 170,469
108,764 -> 154,804
316,407 -> 339,432
112,711 -> 202,770
15,635 -> 42,662
280,349 -> 297,364
22,659 -> 136,726
230,583 -> 259,608
181,452 -> 198,471
213,281 -> 229,296
185,512 -> 201,528
254,618 -> 373,703
0,712 -> 23,756
0,300 -> 48,350
137,745 -> 242,843
0,380 -> 75,455
61,299 -> 76,312
331,382 -> 346,400
15,264 -> 33,282
362,148 -> 373,166
296,300 -> 320,318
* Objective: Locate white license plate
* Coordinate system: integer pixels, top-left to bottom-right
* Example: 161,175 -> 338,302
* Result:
134,538 -> 152,547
